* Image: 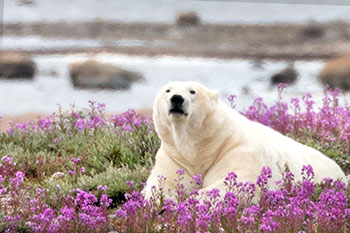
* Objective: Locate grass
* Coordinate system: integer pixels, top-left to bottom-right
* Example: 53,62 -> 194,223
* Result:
0,103 -> 159,179
0,88 -> 349,232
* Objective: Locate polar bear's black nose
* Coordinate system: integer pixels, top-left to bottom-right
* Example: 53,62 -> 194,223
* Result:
170,95 -> 184,107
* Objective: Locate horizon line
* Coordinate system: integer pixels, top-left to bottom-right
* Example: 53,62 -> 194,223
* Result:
191,0 -> 350,6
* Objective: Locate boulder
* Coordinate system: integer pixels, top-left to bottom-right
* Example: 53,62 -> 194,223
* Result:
176,11 -> 200,27
69,60 -> 143,90
0,52 -> 36,80
270,66 -> 298,85
50,172 -> 65,179
318,56 -> 350,91
300,22 -> 325,39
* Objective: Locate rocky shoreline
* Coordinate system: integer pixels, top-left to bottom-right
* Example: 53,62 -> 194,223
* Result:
3,20 -> 350,60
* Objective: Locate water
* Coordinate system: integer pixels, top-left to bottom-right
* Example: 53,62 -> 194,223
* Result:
3,0 -> 350,115
1,36 -> 173,51
4,0 -> 350,24
1,53 -> 342,115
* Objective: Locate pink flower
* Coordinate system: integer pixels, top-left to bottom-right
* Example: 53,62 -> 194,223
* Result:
67,170 -> 75,176
75,119 -> 87,131
7,127 -> 14,135
54,137 -> 62,144
71,158 -> 81,164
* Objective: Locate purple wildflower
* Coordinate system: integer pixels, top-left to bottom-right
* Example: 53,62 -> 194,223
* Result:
192,174 -> 203,186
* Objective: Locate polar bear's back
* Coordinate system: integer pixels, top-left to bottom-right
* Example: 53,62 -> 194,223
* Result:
220,102 -> 345,183
251,118 -> 345,183
284,141 -> 345,182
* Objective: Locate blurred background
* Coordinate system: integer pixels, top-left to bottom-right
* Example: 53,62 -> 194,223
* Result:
1,0 -> 350,128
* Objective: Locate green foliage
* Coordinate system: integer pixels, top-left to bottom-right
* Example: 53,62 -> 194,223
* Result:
40,165 -> 150,206
0,113 -> 159,181
0,95 -> 349,232
0,105 -> 159,210
0,92 -> 349,232
290,132 -> 350,174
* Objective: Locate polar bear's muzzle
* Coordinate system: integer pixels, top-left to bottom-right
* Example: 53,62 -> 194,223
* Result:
169,94 -> 188,116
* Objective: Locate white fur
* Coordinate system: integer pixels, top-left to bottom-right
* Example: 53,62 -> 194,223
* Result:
143,81 -> 346,199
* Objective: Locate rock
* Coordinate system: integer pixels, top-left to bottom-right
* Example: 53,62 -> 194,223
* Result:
69,60 -> 143,90
51,172 -> 65,179
0,52 -> 36,80
301,22 -> 325,39
251,59 -> 265,70
270,66 -> 298,86
241,85 -> 250,95
318,56 -> 350,91
17,0 -> 35,6
176,11 -> 200,27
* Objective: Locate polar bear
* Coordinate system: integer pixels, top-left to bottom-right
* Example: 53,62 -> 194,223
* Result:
143,81 -> 346,199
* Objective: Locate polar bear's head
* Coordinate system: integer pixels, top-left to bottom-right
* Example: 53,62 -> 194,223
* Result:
153,81 -> 218,132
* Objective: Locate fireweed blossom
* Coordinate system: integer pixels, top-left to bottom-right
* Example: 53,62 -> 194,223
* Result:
0,158 -> 349,232
54,136 -> 62,144
115,166 -> 350,233
75,118 -> 87,131
3,102 -> 154,138
111,109 -> 149,131
15,123 -> 28,131
0,96 -> 349,232
192,174 -> 203,186
229,88 -> 350,152
37,117 -> 52,130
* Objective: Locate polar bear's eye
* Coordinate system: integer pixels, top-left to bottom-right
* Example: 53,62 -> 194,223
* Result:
190,90 -> 196,95
166,89 -> 170,93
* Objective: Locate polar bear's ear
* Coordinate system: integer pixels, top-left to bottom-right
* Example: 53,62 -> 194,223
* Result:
210,90 -> 219,102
